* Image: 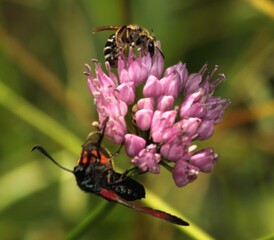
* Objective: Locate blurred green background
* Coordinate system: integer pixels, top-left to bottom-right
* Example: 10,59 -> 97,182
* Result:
0,0 -> 273,239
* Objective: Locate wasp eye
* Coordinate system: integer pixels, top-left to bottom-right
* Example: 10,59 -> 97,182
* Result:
148,41 -> 155,57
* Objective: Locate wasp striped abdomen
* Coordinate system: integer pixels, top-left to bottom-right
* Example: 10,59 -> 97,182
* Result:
103,34 -> 119,68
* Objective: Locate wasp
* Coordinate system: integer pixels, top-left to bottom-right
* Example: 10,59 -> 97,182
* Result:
32,120 -> 188,226
94,24 -> 164,67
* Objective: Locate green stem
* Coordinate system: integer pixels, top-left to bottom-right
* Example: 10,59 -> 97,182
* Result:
65,201 -> 114,240
256,233 -> 274,240
160,160 -> 173,172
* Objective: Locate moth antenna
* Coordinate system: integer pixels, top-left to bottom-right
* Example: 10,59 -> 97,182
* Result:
96,117 -> 109,151
32,145 -> 73,173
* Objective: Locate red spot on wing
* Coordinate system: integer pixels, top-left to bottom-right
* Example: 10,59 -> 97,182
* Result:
77,150 -> 111,167
94,150 -> 111,165
100,189 -> 189,226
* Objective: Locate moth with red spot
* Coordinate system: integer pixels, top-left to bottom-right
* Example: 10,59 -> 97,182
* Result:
32,122 -> 189,226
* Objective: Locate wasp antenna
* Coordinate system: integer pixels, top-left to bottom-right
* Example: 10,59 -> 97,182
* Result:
32,145 -> 73,173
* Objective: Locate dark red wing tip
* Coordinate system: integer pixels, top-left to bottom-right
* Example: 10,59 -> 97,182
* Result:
167,214 -> 189,226
148,208 -> 189,226
175,218 -> 189,226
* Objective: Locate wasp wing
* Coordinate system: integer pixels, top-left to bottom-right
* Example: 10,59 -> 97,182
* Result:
100,188 -> 189,226
93,26 -> 120,33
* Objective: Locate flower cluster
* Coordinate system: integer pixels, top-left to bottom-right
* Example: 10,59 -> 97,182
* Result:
85,44 -> 230,187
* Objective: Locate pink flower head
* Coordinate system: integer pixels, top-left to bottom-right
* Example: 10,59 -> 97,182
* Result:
131,144 -> 161,174
86,40 -> 230,187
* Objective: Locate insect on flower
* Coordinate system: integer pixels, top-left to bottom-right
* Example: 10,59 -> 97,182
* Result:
32,120 -> 189,226
94,24 -> 164,67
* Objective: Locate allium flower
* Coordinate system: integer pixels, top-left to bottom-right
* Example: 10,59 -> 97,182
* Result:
85,43 -> 230,187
